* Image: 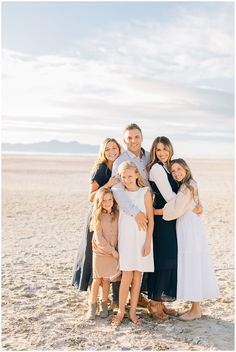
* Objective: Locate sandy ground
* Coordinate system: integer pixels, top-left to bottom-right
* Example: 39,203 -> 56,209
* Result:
1,154 -> 234,351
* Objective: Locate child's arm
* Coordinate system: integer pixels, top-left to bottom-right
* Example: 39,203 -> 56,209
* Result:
143,189 -> 154,256
153,208 -> 163,215
154,205 -> 202,217
162,186 -> 192,221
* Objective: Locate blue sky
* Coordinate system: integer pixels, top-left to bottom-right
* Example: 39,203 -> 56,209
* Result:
2,1 -> 234,158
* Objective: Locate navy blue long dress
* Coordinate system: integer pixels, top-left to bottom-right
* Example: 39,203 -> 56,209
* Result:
71,163 -> 111,290
147,162 -> 178,302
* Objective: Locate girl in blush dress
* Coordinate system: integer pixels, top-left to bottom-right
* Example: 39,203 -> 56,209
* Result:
112,161 -> 154,325
161,159 -> 219,320
87,188 -> 120,320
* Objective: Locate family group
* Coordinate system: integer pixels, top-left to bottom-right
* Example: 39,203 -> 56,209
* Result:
72,123 -> 219,325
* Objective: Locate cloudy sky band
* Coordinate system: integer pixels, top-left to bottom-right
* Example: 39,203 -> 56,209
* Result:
2,1 -> 234,158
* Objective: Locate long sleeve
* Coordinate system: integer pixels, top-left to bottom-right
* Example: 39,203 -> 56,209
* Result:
93,228 -> 116,256
163,186 -> 193,221
112,183 -> 140,217
149,163 -> 176,202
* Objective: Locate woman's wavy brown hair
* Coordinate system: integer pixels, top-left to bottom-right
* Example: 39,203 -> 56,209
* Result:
171,158 -> 200,205
147,136 -> 174,172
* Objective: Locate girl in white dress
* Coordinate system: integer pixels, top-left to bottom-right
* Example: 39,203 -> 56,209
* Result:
112,161 -> 154,325
160,159 -> 219,321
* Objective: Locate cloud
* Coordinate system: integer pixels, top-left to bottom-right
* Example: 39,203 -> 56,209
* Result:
2,4 -> 234,158
73,6 -> 233,84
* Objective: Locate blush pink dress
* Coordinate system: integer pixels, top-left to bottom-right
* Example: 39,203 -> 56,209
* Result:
93,212 -> 120,281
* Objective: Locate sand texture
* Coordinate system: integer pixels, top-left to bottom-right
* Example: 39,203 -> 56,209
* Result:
2,155 -> 234,351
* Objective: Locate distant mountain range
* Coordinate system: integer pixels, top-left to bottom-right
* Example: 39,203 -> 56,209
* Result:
2,140 -> 100,154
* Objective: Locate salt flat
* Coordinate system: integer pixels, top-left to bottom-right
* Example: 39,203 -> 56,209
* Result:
2,155 -> 234,351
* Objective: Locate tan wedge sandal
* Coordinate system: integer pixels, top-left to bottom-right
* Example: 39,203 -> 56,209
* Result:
147,300 -> 169,321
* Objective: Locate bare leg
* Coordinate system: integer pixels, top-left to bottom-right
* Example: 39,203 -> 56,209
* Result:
99,279 -> 110,318
87,278 -> 101,320
190,302 -> 201,316
129,271 -> 142,323
90,278 -> 101,304
112,271 -> 133,325
118,271 -> 133,316
101,279 -> 110,302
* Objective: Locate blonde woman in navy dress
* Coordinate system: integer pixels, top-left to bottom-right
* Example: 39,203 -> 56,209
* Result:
72,138 -> 121,301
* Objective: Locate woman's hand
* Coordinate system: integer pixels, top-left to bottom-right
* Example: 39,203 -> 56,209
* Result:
142,240 -> 151,257
135,211 -> 148,231
106,176 -> 120,188
193,205 -> 203,216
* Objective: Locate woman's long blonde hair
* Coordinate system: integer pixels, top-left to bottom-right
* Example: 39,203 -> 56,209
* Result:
90,187 -> 119,231
171,158 -> 200,205
94,138 -> 121,168
118,161 -> 145,188
147,136 -> 174,172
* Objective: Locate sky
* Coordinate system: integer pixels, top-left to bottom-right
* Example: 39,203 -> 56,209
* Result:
2,1 -> 234,159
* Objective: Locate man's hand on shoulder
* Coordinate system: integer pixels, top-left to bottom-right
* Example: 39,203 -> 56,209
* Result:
135,211 -> 148,231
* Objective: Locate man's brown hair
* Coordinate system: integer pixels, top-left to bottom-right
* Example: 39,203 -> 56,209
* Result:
123,123 -> 142,136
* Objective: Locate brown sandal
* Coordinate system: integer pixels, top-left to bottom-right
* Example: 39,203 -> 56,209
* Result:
147,301 -> 169,321
162,303 -> 179,317
112,313 -> 124,326
137,293 -> 149,308
129,315 -> 142,324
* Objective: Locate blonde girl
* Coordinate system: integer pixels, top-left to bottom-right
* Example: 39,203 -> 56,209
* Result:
87,187 -> 120,320
112,161 -> 154,325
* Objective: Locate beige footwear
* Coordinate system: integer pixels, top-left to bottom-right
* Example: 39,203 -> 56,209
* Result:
87,303 -> 97,320
111,313 -> 124,326
179,311 -> 202,321
100,301 -> 109,318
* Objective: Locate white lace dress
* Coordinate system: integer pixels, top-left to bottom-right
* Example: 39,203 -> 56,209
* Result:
163,185 -> 219,301
118,187 -> 154,272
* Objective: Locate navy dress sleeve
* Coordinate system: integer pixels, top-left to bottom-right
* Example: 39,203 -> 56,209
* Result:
90,163 -> 111,187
